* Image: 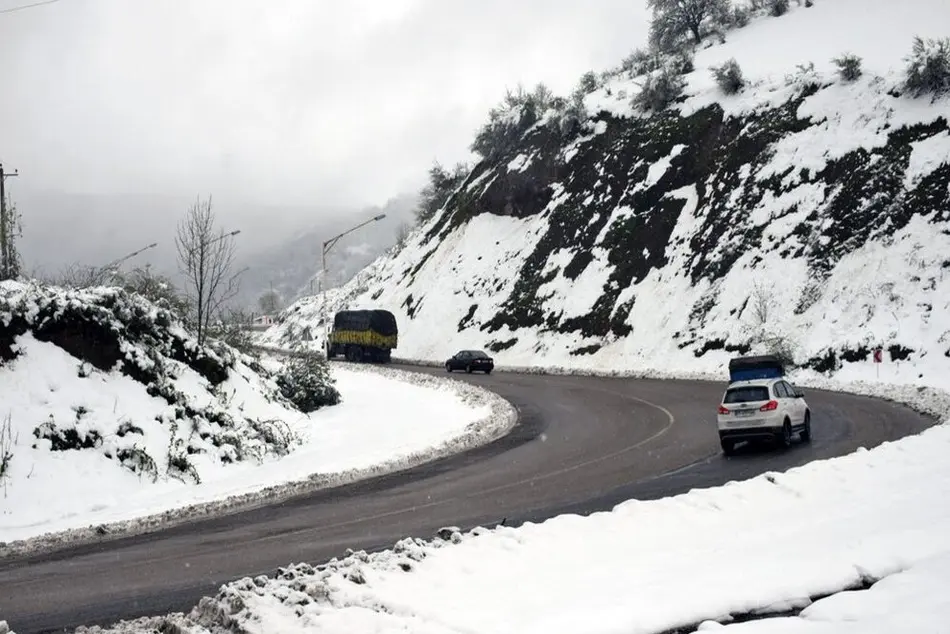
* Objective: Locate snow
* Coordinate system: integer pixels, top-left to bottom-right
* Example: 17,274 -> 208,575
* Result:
693,0 -> 950,84
644,143 -> 686,189
507,153 -> 532,173
905,130 -> 950,189
26,2 -> 950,633
74,379 -> 950,634
1,336 -> 515,558
694,552 -> 950,633
266,0 -> 950,387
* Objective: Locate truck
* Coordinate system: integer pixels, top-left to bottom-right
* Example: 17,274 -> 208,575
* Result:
325,309 -> 398,363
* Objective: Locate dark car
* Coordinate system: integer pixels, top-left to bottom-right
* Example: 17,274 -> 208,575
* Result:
445,350 -> 494,374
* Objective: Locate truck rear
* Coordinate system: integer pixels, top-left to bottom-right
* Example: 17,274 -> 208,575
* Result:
326,309 -> 397,363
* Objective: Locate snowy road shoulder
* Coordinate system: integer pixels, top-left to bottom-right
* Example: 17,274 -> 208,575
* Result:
0,358 -> 516,559
76,377 -> 950,634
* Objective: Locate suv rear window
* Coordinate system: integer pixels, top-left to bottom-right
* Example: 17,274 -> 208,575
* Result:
724,386 -> 770,403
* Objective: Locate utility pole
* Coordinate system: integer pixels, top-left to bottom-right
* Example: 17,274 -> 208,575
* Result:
0,163 -> 20,280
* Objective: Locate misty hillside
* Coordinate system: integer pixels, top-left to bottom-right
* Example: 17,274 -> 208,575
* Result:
233,194 -> 416,312
14,191 -> 326,278
12,189 -> 416,313
263,0 -> 950,386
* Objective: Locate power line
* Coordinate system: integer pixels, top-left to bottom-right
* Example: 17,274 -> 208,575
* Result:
0,0 -> 62,15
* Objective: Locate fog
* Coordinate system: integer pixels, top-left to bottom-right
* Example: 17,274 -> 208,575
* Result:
1,0 -> 650,283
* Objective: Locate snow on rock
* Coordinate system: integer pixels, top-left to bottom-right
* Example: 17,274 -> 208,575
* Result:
0,283 -> 515,558
265,0 -> 950,392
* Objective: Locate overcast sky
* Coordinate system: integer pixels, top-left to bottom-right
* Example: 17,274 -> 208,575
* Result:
0,0 -> 650,214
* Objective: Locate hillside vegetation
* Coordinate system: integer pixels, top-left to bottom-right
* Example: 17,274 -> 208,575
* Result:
0,281 -> 339,505
265,0 -> 950,386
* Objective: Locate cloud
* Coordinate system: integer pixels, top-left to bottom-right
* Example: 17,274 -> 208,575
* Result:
0,0 -> 650,211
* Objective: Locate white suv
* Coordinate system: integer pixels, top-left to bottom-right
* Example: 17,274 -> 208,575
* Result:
717,378 -> 811,455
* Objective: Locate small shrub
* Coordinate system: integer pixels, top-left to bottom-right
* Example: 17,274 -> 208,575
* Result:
249,418 -> 298,457
116,446 -> 158,481
763,334 -> 798,369
116,420 -> 144,437
167,451 -> 201,484
633,66 -> 686,112
784,61 -> 821,90
621,47 -> 662,77
711,58 -> 745,94
805,0 -> 813,6
33,418 -> 102,451
209,309 -> 259,359
576,70 -> 599,95
769,0 -> 789,16
470,83 -> 556,160
671,49 -> 695,75
904,36 -> 950,97
832,53 -> 863,81
730,5 -> 751,27
275,352 -> 341,413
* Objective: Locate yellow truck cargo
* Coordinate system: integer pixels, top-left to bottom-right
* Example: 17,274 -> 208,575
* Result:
326,309 -> 397,363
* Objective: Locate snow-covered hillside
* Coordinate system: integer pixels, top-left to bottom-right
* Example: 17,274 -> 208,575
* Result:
0,282 -> 514,553
264,0 -> 950,389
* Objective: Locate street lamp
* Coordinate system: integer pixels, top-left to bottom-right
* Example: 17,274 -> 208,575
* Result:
319,214 -> 385,295
98,242 -> 159,280
317,213 -> 386,349
205,229 -> 241,248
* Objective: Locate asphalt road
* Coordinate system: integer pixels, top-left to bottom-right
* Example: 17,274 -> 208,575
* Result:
0,365 -> 936,633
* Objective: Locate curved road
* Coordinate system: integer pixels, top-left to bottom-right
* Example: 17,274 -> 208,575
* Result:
0,366 -> 935,632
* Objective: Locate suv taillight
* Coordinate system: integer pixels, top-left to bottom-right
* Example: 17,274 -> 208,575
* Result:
760,400 -> 778,412
718,405 -> 730,415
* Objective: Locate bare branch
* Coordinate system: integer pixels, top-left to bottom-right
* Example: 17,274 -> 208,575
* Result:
175,195 -> 240,345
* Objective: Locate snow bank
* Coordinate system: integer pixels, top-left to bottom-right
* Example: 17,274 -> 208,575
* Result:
0,283 -> 516,559
71,378 -> 950,634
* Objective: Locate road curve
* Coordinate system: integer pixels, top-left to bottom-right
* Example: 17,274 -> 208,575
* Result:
0,366 -> 936,632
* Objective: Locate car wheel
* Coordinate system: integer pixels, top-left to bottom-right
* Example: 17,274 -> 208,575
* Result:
445,363 -> 452,372
484,369 -> 492,375
720,437 -> 735,455
800,411 -> 812,443
466,365 -> 473,374
779,420 -> 793,449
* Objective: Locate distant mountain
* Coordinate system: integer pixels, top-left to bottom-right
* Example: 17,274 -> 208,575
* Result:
13,190 -> 332,280
233,193 -> 417,312
10,187 -> 417,313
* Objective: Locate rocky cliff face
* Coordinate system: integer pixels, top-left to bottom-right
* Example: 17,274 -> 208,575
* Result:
267,5 -> 950,385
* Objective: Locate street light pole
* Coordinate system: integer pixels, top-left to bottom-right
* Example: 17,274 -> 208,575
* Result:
204,229 -> 241,249
317,214 -> 385,296
317,213 -> 386,351
99,242 -> 159,277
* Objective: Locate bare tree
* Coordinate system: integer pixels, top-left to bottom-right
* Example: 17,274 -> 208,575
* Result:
749,280 -> 773,326
175,196 -> 241,345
